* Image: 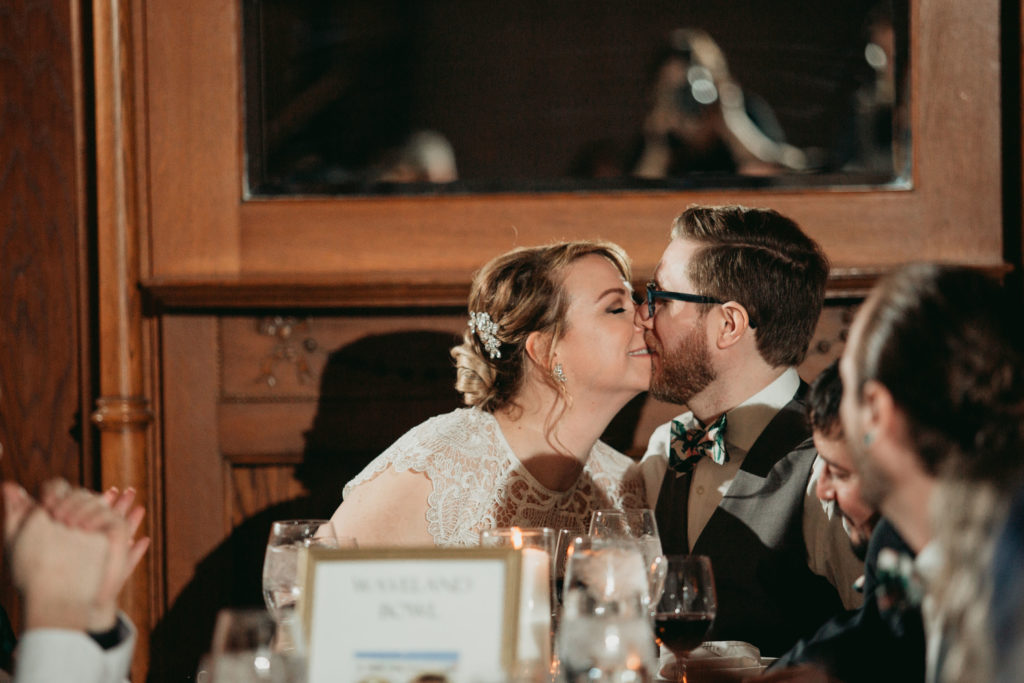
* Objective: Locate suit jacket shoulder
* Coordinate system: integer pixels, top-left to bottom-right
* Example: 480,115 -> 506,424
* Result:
770,519 -> 926,682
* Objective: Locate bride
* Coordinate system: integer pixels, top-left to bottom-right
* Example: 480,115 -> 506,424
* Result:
326,240 -> 652,547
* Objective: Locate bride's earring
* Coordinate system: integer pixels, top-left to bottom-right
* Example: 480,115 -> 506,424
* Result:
553,363 -> 567,383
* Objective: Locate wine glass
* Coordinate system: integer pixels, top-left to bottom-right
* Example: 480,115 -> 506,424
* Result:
589,509 -> 667,609
590,509 -> 659,546
262,519 -> 352,650
652,554 -> 717,682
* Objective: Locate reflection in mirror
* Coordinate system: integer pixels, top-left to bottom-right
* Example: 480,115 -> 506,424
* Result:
243,0 -> 908,197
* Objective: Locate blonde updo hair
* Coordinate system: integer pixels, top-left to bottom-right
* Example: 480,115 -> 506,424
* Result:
451,240 -> 632,413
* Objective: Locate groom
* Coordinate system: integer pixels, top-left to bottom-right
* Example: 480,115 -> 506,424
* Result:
638,205 -> 862,656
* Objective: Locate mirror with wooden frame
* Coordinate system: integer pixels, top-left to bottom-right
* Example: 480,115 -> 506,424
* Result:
242,0 -> 908,196
137,0 -> 1001,305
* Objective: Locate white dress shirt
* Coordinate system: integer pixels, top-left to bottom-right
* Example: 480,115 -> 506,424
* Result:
13,614 -> 135,683
639,367 -> 863,609
914,541 -> 944,683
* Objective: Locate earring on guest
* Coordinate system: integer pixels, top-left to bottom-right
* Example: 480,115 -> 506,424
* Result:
553,363 -> 567,383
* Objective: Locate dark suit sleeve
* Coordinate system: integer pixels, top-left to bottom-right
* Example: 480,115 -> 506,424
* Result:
0,603 -> 14,673
768,519 -> 926,682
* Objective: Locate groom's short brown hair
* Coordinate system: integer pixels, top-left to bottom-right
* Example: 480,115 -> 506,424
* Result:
672,205 -> 829,367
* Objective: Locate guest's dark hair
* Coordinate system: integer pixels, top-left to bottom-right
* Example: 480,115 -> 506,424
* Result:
808,360 -> 843,438
672,205 -> 829,367
851,263 -> 1024,482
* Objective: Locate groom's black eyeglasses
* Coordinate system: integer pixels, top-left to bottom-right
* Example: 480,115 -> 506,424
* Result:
643,281 -> 722,320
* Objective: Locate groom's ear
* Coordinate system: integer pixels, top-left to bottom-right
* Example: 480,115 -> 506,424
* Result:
714,301 -> 753,350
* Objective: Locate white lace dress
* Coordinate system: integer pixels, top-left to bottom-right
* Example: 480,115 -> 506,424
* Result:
343,407 -> 648,547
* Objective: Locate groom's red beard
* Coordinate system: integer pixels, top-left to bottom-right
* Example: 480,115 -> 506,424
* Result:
647,321 -> 716,405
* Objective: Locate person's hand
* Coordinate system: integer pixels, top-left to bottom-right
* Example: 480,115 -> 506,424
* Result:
749,664 -> 843,682
40,480 -> 150,632
99,485 -> 151,581
3,479 -> 150,633
3,481 -> 111,631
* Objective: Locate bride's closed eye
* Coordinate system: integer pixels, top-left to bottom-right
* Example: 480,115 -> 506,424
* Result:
607,297 -> 630,314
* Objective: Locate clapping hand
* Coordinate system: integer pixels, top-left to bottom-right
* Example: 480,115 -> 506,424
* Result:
2,479 -> 150,633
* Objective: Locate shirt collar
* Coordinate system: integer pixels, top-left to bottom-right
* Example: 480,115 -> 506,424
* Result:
721,367 -> 801,453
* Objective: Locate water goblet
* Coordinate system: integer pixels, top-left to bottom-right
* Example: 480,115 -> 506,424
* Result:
262,519 -> 353,650
589,509 -> 661,557
652,554 -> 717,682
553,529 -> 586,606
589,509 -> 667,609
556,539 -> 658,682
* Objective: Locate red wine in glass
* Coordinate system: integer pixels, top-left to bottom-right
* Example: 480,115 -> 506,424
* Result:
654,612 -> 714,656
654,555 -> 717,681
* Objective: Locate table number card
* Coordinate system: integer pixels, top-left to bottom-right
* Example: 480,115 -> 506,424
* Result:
302,547 -> 521,683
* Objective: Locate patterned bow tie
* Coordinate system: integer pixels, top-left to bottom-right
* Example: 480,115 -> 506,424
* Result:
668,413 -> 728,475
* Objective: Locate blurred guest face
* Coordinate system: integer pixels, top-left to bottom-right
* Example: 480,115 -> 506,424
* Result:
555,255 -> 651,400
814,429 -> 879,556
839,299 -> 895,511
640,238 -> 717,404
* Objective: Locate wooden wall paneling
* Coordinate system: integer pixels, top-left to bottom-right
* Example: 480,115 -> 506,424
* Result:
0,1 -> 87,488
216,312 -> 467,464
218,314 -> 467,396
155,315 -> 224,682
0,0 -> 92,636
236,193 -> 922,277
143,0 -> 241,276
229,465 -> 308,527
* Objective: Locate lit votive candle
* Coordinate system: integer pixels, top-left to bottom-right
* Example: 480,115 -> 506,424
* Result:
479,527 -> 556,670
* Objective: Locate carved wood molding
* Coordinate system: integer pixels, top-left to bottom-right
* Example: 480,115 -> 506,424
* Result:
140,263 -> 1014,310
142,271 -> 473,309
92,396 -> 155,430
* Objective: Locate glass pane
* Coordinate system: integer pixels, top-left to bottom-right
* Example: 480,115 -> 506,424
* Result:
243,0 -> 908,196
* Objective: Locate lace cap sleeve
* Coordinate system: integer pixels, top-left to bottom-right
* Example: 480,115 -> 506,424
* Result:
342,408 -> 514,546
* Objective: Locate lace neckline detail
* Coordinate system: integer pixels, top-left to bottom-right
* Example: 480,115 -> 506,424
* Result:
485,410 -> 589,498
342,407 -> 648,547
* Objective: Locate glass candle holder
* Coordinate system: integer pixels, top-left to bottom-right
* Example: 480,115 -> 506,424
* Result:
480,527 -> 557,676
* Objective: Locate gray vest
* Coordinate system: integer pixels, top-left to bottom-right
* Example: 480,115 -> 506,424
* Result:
654,387 -> 845,656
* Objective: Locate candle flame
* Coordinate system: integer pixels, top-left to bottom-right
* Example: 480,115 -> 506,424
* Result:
511,527 -> 524,550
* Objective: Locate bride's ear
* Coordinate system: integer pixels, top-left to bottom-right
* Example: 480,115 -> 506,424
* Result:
525,331 -> 554,369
